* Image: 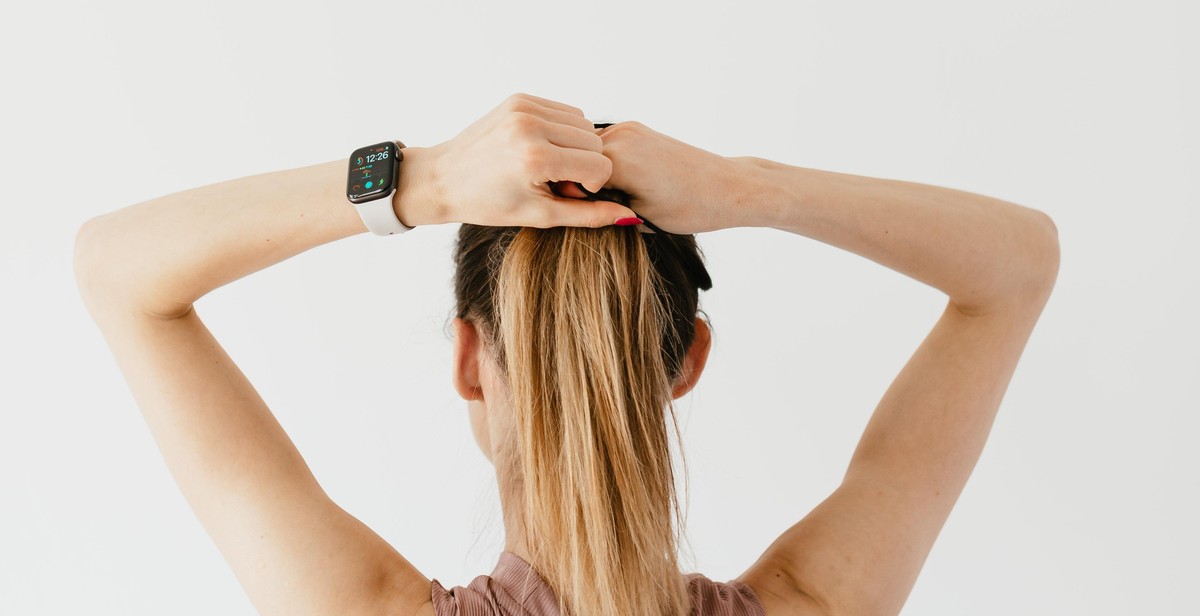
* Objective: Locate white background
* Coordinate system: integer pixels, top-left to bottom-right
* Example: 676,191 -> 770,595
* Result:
2,1 -> 1196,614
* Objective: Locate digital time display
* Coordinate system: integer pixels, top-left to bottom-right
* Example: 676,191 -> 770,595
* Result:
347,141 -> 398,203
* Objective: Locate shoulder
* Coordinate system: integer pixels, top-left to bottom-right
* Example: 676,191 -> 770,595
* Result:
430,576 -> 496,615
729,561 -> 829,616
428,565 -> 816,616
429,570 -> 555,615
686,571 -> 769,616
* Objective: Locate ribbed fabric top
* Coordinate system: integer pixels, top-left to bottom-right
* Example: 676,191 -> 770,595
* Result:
429,551 -> 766,616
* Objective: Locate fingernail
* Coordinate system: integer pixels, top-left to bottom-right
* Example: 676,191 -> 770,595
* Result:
614,216 -> 643,226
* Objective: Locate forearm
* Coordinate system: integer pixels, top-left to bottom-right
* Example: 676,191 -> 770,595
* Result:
75,147 -> 441,318
734,157 -> 1059,314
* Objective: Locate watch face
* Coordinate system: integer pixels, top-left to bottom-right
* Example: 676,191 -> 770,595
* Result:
347,141 -> 398,203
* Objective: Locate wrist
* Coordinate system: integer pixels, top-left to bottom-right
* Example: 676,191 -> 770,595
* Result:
722,156 -> 795,229
392,145 -> 448,227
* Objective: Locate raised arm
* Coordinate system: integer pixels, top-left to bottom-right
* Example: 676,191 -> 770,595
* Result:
73,93 -> 635,615
729,158 -> 1060,615
73,150 -> 444,616
591,120 -> 1059,616
741,157 -> 1059,314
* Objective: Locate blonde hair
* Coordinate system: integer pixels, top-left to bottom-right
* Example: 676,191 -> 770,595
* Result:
452,220 -> 714,616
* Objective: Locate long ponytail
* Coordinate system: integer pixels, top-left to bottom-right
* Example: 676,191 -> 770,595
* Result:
452,220 -> 714,616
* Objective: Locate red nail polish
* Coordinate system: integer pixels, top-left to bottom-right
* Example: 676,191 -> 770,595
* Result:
614,217 -> 643,226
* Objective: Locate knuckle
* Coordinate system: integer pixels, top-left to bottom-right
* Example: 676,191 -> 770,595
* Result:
600,121 -> 641,144
507,97 -> 537,114
506,111 -> 540,134
600,138 -> 623,157
519,143 -> 546,171
625,121 -> 650,137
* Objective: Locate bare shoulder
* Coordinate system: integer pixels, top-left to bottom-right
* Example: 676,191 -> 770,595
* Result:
734,553 -> 830,616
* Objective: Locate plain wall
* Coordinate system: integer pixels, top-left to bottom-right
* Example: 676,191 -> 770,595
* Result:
1,1 -> 1196,614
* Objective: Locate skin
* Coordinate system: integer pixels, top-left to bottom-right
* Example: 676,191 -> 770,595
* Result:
74,93 -> 1059,616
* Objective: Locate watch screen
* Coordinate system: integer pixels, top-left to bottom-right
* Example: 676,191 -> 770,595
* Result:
347,141 -> 398,203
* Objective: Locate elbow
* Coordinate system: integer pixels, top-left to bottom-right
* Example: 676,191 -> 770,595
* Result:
1023,209 -> 1061,301
1035,209 -> 1060,281
73,216 -> 116,306
73,218 -> 101,287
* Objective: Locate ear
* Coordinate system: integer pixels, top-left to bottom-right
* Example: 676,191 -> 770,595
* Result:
671,316 -> 712,399
452,317 -> 484,402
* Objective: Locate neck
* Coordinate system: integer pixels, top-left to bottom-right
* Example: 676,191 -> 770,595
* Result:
498,467 -> 533,564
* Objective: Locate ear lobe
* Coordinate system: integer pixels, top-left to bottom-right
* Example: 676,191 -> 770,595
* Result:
452,317 -> 484,401
671,317 -> 712,399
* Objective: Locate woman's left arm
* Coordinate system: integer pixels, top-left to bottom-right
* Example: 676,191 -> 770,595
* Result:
72,150 -> 444,616
73,94 -> 636,616
75,149 -> 441,320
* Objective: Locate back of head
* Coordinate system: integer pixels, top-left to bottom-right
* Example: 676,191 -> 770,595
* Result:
451,201 -> 714,616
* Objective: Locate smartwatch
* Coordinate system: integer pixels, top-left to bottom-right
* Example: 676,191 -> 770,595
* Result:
347,140 -> 415,235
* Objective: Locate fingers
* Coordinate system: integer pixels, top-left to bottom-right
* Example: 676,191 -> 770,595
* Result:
540,120 -> 604,153
503,95 -> 616,194
542,181 -> 657,231
529,146 -> 612,194
532,195 -> 639,229
509,93 -> 585,118
524,105 -> 596,132
501,94 -> 640,225
507,96 -> 593,132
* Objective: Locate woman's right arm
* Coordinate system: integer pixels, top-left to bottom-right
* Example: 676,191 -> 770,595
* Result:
594,121 -> 1060,616
728,156 -> 1059,616
734,155 -> 1059,314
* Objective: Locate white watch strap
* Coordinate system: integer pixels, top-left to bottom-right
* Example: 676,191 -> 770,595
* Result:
354,191 -> 414,236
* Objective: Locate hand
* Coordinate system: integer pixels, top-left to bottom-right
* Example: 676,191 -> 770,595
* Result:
422,93 -> 640,228
585,121 -> 754,234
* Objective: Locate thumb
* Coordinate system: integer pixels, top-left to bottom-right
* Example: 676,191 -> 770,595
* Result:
599,203 -> 642,228
552,197 -> 639,229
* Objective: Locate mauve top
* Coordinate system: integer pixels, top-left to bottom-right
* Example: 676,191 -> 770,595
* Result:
430,551 -> 766,616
